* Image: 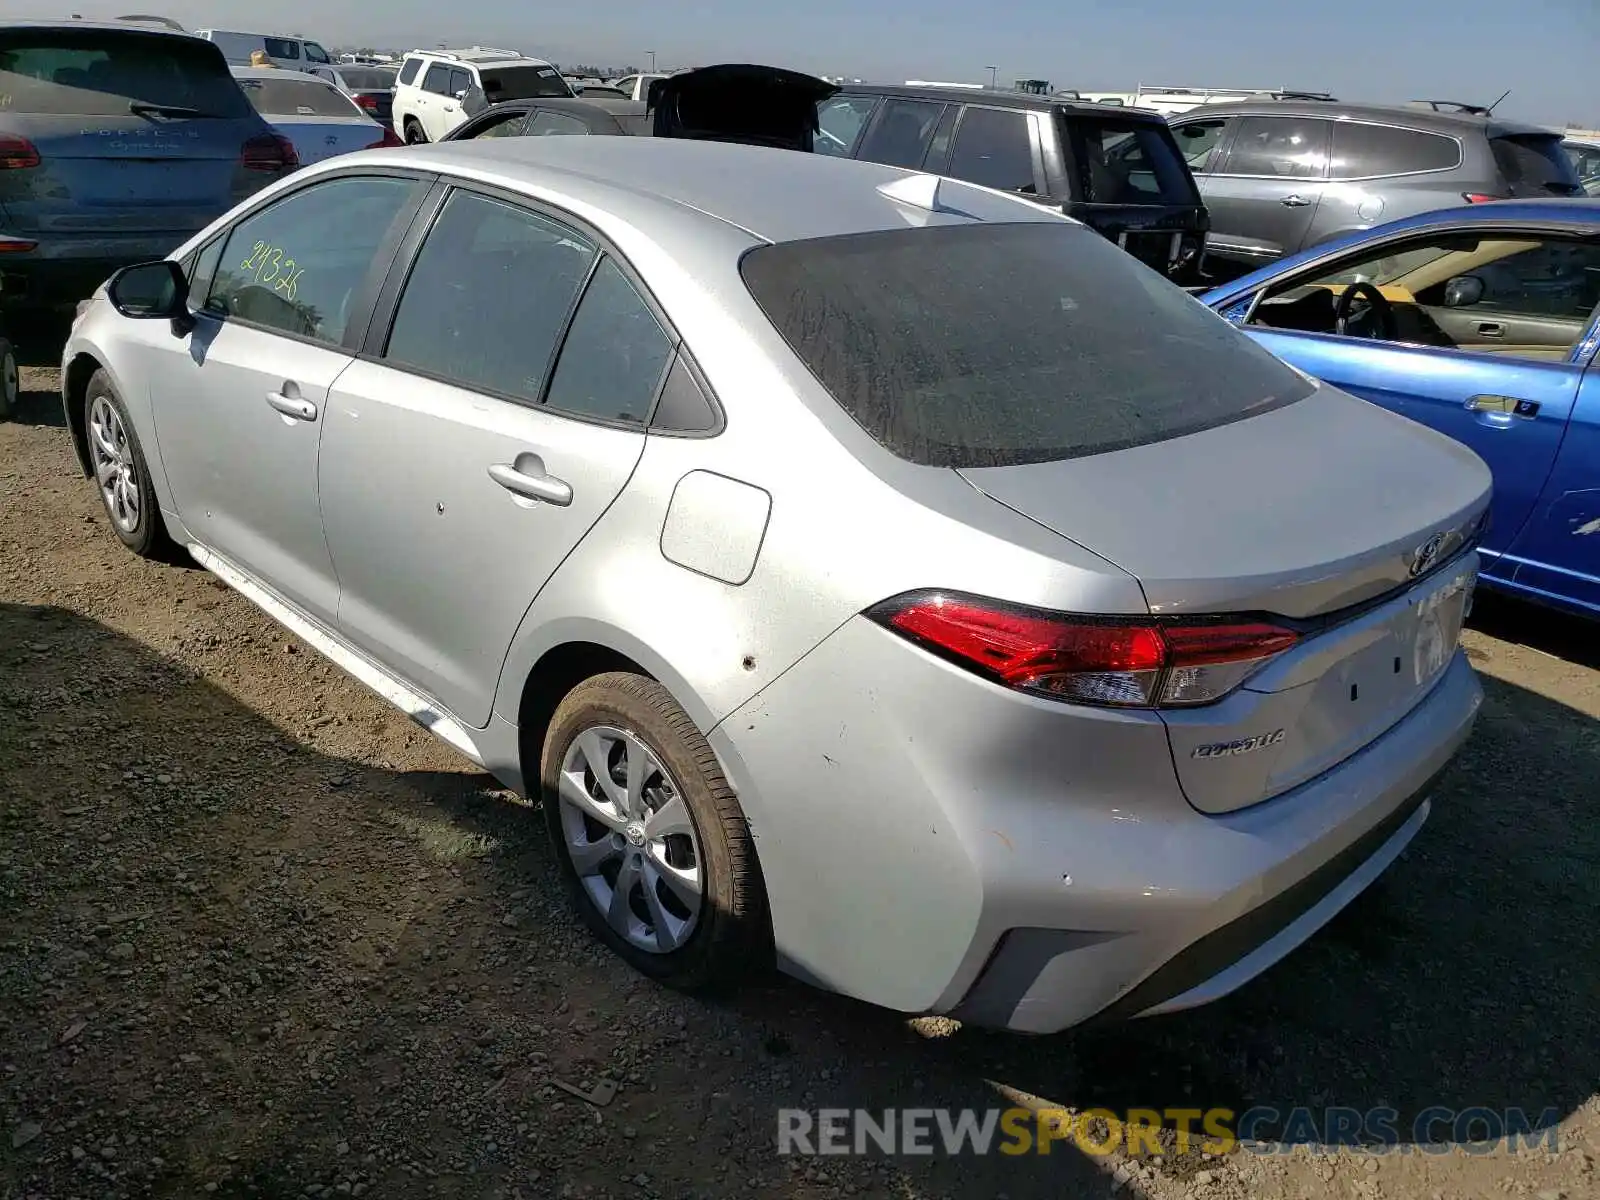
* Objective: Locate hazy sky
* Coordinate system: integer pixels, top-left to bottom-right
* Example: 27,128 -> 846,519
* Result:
33,0 -> 1599,127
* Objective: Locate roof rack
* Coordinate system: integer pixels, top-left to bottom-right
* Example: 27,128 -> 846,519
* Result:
112,13 -> 187,31
412,46 -> 525,63
1408,99 -> 1492,115
1268,90 -> 1337,101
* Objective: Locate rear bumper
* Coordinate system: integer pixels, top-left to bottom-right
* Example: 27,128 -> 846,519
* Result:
0,238 -> 184,310
711,616 -> 1482,1034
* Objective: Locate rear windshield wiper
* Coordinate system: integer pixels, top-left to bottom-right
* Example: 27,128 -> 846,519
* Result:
129,101 -> 212,119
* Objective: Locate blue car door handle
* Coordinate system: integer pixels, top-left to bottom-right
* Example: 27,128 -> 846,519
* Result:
1466,394 -> 1539,425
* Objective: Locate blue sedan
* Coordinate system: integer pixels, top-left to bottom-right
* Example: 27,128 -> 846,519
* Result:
1202,199 -> 1600,619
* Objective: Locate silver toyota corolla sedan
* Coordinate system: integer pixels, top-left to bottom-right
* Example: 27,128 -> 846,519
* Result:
61,136 -> 1489,1033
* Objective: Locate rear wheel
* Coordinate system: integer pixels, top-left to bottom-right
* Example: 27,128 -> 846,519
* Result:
85,369 -> 174,560
403,117 -> 428,144
0,338 -> 16,421
541,672 -> 769,991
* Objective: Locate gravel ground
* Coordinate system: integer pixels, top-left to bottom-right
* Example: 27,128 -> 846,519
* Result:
2,344 -> 1598,1200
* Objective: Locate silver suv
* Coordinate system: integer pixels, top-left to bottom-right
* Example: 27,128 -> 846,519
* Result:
1171,99 -> 1583,281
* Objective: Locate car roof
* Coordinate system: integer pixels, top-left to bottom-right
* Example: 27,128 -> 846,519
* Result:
1167,98 -> 1554,137
340,136 -> 1076,244
836,82 -> 1171,123
1400,196 -> 1600,230
231,66 -> 331,84
1,17 -> 199,38
488,96 -> 647,117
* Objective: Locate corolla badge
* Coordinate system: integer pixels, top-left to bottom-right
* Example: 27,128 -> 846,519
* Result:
1408,531 -> 1450,578
1191,729 -> 1285,759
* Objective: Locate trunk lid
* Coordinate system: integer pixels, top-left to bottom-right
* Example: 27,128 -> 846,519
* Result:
647,64 -> 838,150
261,117 -> 382,165
959,386 -> 1491,814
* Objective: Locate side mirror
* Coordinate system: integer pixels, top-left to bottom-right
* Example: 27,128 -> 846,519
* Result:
107,260 -> 193,335
454,88 -> 470,101
1442,274 -> 1485,308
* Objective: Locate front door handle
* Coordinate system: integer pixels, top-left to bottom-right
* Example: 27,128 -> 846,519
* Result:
1466,394 -> 1539,419
1280,194 -> 1312,207
489,460 -> 573,507
266,390 -> 317,421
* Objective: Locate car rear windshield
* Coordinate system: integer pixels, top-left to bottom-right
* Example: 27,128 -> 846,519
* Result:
340,67 -> 396,91
1492,134 -> 1583,196
479,65 -> 571,100
1061,116 -> 1200,205
740,222 -> 1314,468
0,28 -> 251,117
236,77 -> 359,118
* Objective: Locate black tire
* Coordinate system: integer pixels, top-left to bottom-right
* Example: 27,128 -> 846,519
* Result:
403,118 -> 427,144
83,368 -> 175,561
0,337 -> 16,421
541,671 -> 770,991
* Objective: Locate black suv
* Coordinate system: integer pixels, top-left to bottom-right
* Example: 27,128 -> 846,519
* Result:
816,84 -> 1209,280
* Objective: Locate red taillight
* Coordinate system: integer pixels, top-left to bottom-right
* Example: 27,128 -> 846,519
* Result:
240,133 -> 299,172
353,92 -> 379,110
1461,192 -> 1504,204
0,134 -> 41,170
870,591 -> 1299,708
366,127 -> 405,149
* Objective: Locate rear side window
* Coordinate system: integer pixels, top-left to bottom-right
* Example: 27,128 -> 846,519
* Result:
856,98 -> 945,169
237,78 -> 359,118
479,65 -> 573,100
1065,119 -> 1198,204
383,190 -> 597,402
946,107 -> 1036,193
1492,134 -> 1583,197
739,223 -> 1313,468
1222,116 -> 1329,178
0,28 -> 250,117
397,57 -> 423,86
544,257 -> 674,423
1329,123 -> 1461,178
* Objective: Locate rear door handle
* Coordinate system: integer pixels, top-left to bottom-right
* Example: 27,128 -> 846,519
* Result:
1280,194 -> 1312,207
266,391 -> 317,421
489,461 -> 573,507
1476,321 -> 1505,338
1466,394 -> 1539,419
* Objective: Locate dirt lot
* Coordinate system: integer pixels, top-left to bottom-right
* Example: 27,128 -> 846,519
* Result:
2,346 -> 1598,1200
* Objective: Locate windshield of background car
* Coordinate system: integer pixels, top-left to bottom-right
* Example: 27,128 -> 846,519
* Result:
479,65 -> 572,100
339,67 -> 396,91
1063,116 -> 1200,205
237,77 -> 360,118
0,29 -> 252,117
740,222 -> 1314,468
1492,134 -> 1583,196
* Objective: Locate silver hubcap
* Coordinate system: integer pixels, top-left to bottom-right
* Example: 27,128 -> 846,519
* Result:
558,725 -> 703,954
88,395 -> 140,534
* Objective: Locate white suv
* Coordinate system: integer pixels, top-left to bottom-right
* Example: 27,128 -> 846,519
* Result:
392,47 -> 574,143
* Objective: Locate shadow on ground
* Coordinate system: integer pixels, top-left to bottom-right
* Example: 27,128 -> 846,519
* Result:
2,599 -> 1593,1200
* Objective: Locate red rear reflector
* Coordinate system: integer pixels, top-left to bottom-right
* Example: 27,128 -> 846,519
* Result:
869,591 -> 1299,708
0,135 -> 41,170
240,133 -> 299,172
1461,192 -> 1504,204
0,237 -> 38,253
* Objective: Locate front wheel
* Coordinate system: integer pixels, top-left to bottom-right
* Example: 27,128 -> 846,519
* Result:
85,369 -> 174,560
0,337 -> 16,421
541,672 -> 769,991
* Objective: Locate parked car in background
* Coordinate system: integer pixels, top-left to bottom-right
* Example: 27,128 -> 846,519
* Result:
1203,199 -> 1600,617
0,18 -> 296,313
304,62 -> 399,127
232,67 -> 400,164
573,84 -> 629,100
1564,138 -> 1600,180
608,72 -> 668,102
817,82 -> 1210,280
1171,99 -> 1583,282
443,97 -> 649,141
195,28 -> 334,68
392,48 -> 574,143
1073,85 -> 1338,115
64,135 -> 1487,1032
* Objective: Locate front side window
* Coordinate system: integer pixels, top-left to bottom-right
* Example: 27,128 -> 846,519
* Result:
1171,119 -> 1229,172
855,98 -> 945,169
741,222 -> 1313,468
1247,232 -> 1600,355
0,28 -> 250,117
1328,122 -> 1461,178
207,176 -> 424,345
422,63 -> 452,95
383,190 -> 597,401
462,110 -> 529,139
527,110 -> 589,136
816,95 -> 880,157
544,257 -> 673,423
1221,116 -> 1329,179
304,41 -> 331,64
945,107 -> 1036,193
